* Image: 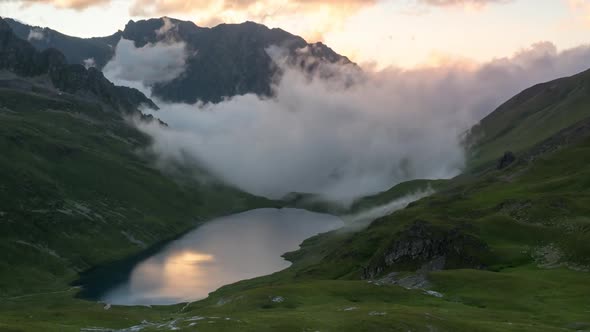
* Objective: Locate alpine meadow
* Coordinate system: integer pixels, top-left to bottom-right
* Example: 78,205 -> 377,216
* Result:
1,1 -> 590,331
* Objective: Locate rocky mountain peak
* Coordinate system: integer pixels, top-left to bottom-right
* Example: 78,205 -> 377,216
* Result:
0,17 -> 156,112
4,16 -> 355,104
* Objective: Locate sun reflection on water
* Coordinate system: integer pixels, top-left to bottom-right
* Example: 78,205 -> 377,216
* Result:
101,209 -> 344,305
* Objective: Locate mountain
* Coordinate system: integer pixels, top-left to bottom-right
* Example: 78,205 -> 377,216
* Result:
467,68 -> 590,170
0,17 -> 272,301
3,15 -> 590,332
2,53 -> 589,330
0,18 -> 155,112
4,18 -> 118,68
6,17 -> 353,104
176,70 -> 590,331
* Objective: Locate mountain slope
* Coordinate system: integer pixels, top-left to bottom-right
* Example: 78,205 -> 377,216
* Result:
5,17 -> 118,68
5,78 -> 586,331
0,19 -> 273,297
0,18 -> 155,112
168,78 -> 590,331
1,64 -> 589,331
2,15 -> 590,332
467,68 -> 590,169
6,17 -> 353,104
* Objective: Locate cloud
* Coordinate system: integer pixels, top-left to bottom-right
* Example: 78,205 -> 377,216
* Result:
344,188 -> 435,223
83,57 -> 96,69
129,0 -> 375,16
127,0 -> 376,42
16,0 -> 109,10
5,0 -> 516,42
125,0 -> 514,41
565,0 -> 590,27
155,17 -> 176,37
8,0 -> 512,13
102,38 -> 188,95
418,0 -> 512,7
129,49 -> 471,202
27,28 -> 44,41
103,33 -> 590,203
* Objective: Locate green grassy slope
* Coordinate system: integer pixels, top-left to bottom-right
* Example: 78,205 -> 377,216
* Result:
0,87 -> 273,298
2,22 -> 590,330
2,89 -> 589,331
171,122 -> 590,332
467,68 -> 590,170
349,179 -> 448,213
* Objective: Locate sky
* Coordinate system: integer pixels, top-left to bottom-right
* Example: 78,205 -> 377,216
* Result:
1,0 -> 589,68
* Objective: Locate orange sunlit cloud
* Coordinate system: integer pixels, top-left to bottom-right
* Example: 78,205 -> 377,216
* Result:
9,0 -> 515,42
16,0 -> 109,10
127,0 -> 377,42
7,0 -> 586,70
566,0 -> 590,26
419,0 -> 512,7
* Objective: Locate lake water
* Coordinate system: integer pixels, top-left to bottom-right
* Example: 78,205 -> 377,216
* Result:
99,208 -> 343,305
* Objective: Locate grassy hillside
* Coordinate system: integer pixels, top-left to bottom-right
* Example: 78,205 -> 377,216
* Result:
172,117 -> 590,331
0,86 -> 274,298
349,179 -> 448,213
467,68 -> 590,170
3,105 -> 588,331
2,17 -> 590,330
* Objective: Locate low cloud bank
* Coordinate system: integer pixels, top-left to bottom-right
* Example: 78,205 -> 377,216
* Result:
344,187 -> 435,224
102,36 -> 590,202
135,52 -> 467,202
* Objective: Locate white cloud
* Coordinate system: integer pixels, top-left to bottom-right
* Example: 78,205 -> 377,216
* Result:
27,28 -> 44,41
344,188 -> 435,223
83,57 -> 96,69
134,50 -> 469,202
102,38 -> 590,203
418,0 -> 512,7
17,0 -> 109,10
102,38 -> 188,95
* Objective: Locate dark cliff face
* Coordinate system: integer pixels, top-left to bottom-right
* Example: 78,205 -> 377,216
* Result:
128,19 -> 305,104
0,19 -> 66,76
0,18 -> 155,112
121,18 -> 355,104
5,17 -> 355,104
50,65 -> 158,111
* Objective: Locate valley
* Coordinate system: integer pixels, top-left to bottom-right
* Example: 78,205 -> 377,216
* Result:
1,11 -> 590,332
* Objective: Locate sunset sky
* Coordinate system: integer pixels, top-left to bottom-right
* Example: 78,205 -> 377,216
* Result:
1,0 -> 589,68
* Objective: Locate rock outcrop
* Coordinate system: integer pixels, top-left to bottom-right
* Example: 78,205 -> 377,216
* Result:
497,151 -> 516,169
362,220 -> 489,279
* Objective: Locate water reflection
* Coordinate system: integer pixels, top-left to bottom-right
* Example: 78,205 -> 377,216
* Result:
102,208 -> 343,305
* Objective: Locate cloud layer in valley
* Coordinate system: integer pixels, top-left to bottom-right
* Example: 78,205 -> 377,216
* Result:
344,187 -> 435,224
101,33 -> 590,202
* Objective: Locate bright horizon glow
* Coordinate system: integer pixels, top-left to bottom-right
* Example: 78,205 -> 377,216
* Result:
1,0 -> 589,68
